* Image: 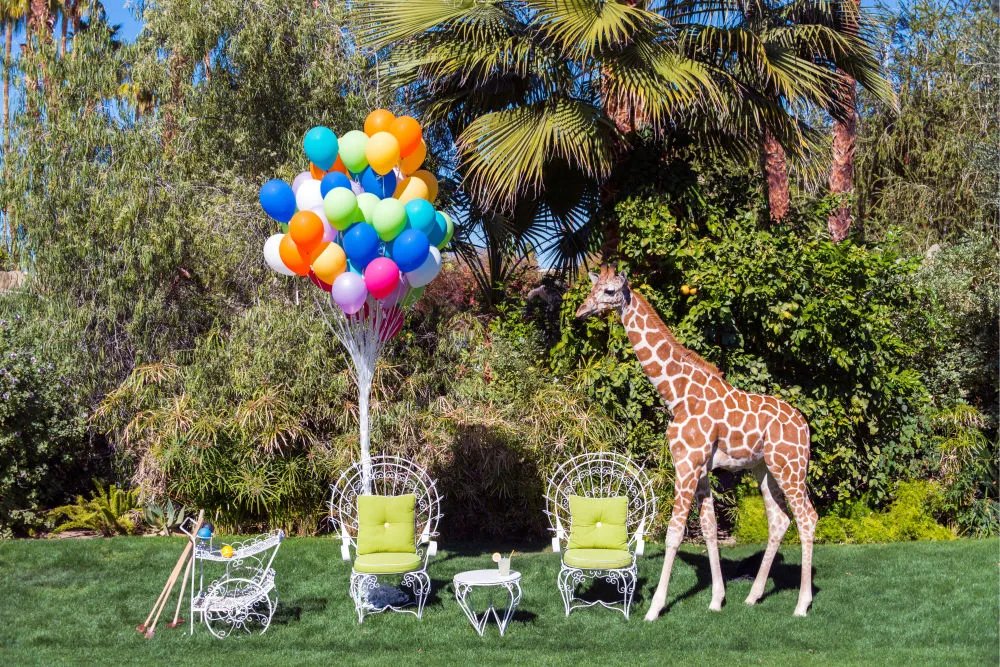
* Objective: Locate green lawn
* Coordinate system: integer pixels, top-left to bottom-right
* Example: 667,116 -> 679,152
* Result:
0,537 -> 995,665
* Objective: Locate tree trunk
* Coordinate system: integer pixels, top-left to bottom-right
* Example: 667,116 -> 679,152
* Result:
29,0 -> 50,43
203,50 -> 211,82
3,22 -> 11,155
828,0 -> 860,242
762,129 -> 791,223
60,12 -> 67,57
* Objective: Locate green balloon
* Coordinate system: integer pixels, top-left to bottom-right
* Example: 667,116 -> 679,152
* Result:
372,198 -> 407,241
438,211 -> 455,249
324,188 -> 358,231
356,192 -> 380,224
401,285 -> 425,308
338,130 -> 369,174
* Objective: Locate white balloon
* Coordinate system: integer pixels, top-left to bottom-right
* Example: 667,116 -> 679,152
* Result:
404,246 -> 441,288
296,179 -> 324,212
263,233 -> 295,276
291,171 -> 312,193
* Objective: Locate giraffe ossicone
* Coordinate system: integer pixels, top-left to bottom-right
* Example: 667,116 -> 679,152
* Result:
576,265 -> 818,618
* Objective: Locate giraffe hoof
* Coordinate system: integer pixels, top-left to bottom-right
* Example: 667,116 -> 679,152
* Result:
793,607 -> 809,618
744,595 -> 760,606
643,611 -> 659,622
709,601 -> 723,612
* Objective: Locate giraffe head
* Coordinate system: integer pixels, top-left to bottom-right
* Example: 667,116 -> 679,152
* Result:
576,265 -> 630,319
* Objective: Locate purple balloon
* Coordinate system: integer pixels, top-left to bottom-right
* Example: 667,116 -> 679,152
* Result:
331,272 -> 368,315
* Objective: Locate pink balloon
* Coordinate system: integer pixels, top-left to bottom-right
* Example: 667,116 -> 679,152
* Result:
380,275 -> 409,307
379,306 -> 404,341
331,272 -> 368,314
364,257 -> 400,300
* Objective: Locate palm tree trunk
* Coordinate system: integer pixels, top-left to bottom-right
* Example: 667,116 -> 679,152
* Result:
828,75 -> 857,242
762,129 -> 791,223
827,0 -> 860,242
4,21 -> 11,155
60,11 -> 67,57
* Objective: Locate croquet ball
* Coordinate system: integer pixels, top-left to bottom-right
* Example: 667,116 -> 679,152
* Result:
221,545 -> 234,558
197,526 -> 213,539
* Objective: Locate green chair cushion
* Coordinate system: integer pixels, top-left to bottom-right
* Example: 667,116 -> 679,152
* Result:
354,552 -> 424,574
567,495 -> 628,551
563,548 -> 633,569
356,494 -> 417,555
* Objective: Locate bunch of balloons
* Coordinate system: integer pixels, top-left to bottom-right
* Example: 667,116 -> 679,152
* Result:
258,111 -> 452,328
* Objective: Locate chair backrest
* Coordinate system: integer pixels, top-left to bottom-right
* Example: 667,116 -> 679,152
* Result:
329,455 -> 442,552
545,452 -> 655,551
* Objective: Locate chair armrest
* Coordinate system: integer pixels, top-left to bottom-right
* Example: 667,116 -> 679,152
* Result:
552,526 -> 565,553
634,521 -> 645,556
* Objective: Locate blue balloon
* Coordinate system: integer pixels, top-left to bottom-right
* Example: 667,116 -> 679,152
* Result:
342,222 -> 380,269
360,166 -> 397,199
303,126 -> 338,170
389,229 -> 431,273
347,259 -> 363,275
427,211 -> 449,247
320,172 -> 353,198
259,179 -> 296,223
405,199 -> 436,236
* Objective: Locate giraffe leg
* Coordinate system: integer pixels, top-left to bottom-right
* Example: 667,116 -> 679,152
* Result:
745,465 -> 791,606
784,488 -> 817,617
696,475 -> 725,611
644,469 -> 698,621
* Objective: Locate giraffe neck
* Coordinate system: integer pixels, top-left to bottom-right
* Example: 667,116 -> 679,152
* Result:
620,292 -> 712,410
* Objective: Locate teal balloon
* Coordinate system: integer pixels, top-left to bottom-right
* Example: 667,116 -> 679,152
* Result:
323,188 -> 358,231
303,126 -> 338,170
372,198 -> 407,242
427,211 -> 449,247
405,199 -> 436,236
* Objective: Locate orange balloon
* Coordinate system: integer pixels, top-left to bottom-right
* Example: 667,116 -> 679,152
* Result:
365,109 -> 396,137
306,240 -> 330,264
289,211 -> 325,254
310,162 -> 327,180
411,169 -> 439,202
331,155 -> 348,175
278,234 -> 310,276
400,139 -> 427,175
389,116 -> 422,158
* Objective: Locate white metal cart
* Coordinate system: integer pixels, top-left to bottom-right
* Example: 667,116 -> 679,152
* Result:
179,518 -> 284,639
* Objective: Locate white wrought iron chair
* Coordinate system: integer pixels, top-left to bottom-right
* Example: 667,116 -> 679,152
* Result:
180,518 -> 284,639
545,452 -> 656,619
329,455 -> 442,622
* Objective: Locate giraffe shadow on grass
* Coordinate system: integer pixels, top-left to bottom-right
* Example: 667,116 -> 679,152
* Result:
654,550 -> 817,614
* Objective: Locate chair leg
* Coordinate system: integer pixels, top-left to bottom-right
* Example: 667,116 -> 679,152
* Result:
622,566 -> 637,620
557,566 -> 575,616
350,572 -> 376,624
403,570 -> 431,619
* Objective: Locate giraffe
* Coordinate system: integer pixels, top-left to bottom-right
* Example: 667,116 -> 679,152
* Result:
575,266 -> 818,618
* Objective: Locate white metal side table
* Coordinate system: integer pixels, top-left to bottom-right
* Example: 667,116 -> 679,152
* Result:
453,569 -> 522,637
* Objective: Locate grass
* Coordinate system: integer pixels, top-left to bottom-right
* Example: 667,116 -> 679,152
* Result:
0,537 -> 995,665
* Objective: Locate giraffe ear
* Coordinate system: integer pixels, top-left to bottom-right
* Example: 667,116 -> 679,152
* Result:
588,272 -> 599,285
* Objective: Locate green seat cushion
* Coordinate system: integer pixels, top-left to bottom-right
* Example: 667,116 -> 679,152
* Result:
356,494 -> 417,556
354,552 -> 424,574
563,548 -> 632,569
568,495 -> 628,551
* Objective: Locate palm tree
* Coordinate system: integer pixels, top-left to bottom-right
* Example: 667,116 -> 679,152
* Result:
358,0 -> 890,278
358,0 -> 724,275
679,0 -> 894,224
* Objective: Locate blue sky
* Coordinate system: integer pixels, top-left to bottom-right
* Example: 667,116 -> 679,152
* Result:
12,2 -> 143,51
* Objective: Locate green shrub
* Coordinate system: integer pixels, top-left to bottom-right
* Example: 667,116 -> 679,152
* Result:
555,189 -> 934,507
50,481 -> 141,537
0,312 -> 94,537
733,481 -> 954,544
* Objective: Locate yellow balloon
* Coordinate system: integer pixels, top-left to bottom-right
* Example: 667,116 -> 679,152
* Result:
393,176 -> 430,205
311,242 -> 347,284
412,170 -> 438,202
365,131 -> 400,176
220,545 -> 234,558
400,140 -> 427,175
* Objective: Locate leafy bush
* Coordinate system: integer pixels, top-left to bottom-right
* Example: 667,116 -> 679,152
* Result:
50,481 -> 141,537
554,189 -> 934,507
0,311 -> 95,537
734,481 -> 954,544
